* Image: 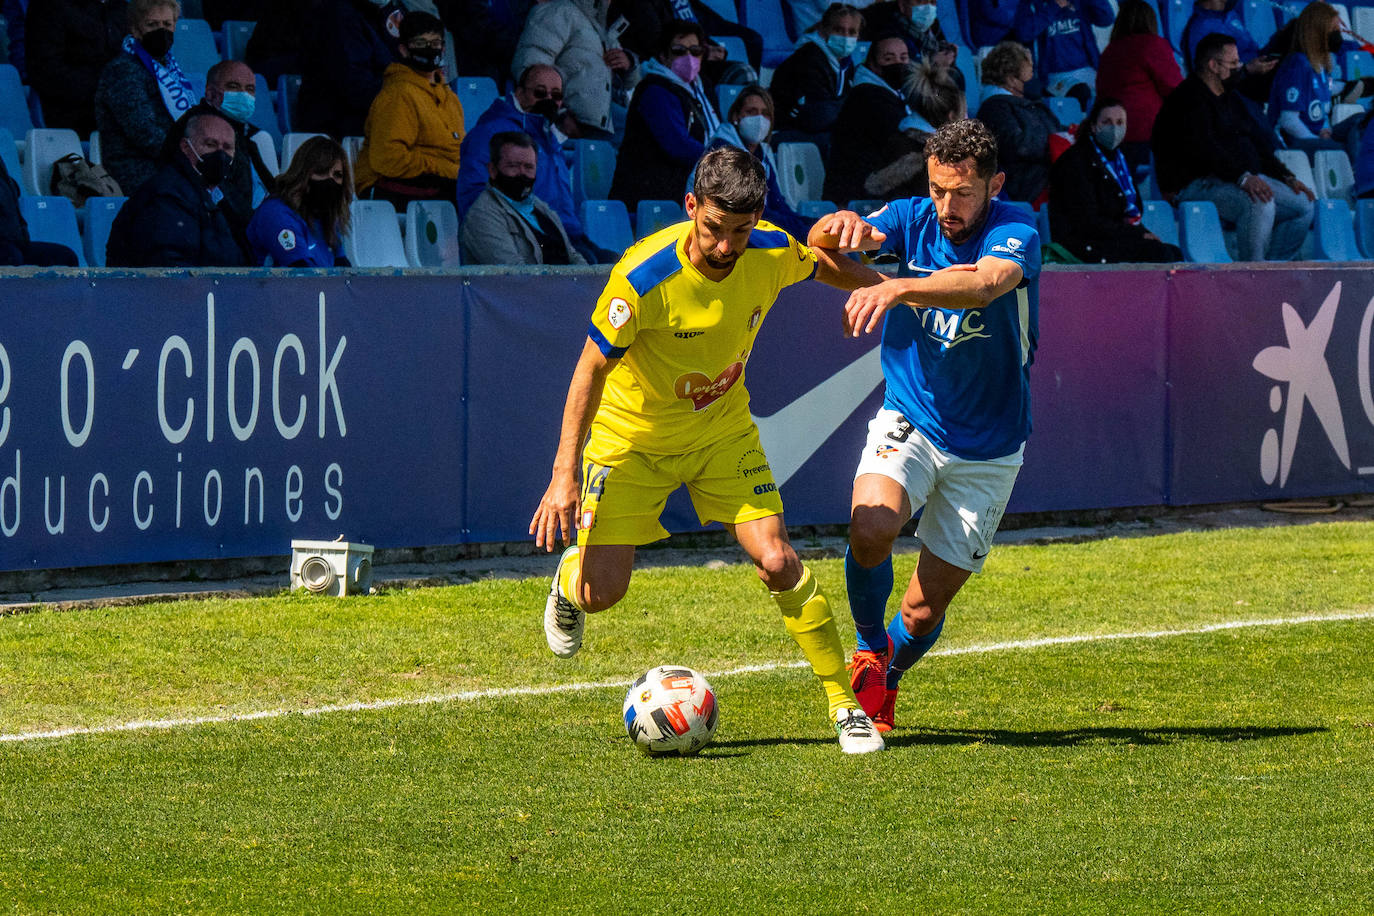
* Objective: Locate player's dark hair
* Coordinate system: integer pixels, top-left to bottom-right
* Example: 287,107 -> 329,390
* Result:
692,146 -> 767,214
399,11 -> 444,44
1193,31 -> 1236,72
923,118 -> 999,179
488,129 -> 535,163
659,19 -> 707,56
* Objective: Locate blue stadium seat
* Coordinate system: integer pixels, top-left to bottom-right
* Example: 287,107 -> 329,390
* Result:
1313,149 -> 1355,200
452,76 -> 499,131
277,74 -> 301,135
1314,198 -> 1361,260
570,139 -> 615,206
581,199 -> 633,252
1241,0 -> 1278,48
635,199 -> 686,238
1179,200 -> 1232,262
714,35 -> 749,65
716,83 -> 743,118
344,200 -> 408,267
221,20 -> 256,60
404,199 -> 461,267
774,141 -> 825,208
0,64 -> 32,136
797,199 -> 839,219
697,0 -> 739,21
1358,198 -> 1374,258
0,126 -> 21,183
174,19 -> 222,75
23,127 -> 82,196
248,73 -> 281,144
739,0 -> 798,66
1142,200 -> 1180,248
83,196 -> 126,267
19,196 -> 85,266
953,45 -> 980,115
1047,95 -> 1084,128
1163,0 -> 1189,53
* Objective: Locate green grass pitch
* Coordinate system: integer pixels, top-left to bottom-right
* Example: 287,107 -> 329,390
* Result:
1,522 -> 1372,914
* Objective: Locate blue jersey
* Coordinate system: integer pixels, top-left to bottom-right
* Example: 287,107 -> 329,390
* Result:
1269,53 -> 1331,136
865,197 -> 1040,460
246,196 -> 346,267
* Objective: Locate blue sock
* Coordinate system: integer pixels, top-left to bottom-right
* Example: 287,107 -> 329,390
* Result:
844,546 -> 893,654
886,613 -> 944,689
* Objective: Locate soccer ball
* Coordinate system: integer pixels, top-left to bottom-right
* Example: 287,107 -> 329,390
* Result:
622,665 -> 719,756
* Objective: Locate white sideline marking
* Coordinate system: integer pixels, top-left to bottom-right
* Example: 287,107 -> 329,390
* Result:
2,610 -> 1371,745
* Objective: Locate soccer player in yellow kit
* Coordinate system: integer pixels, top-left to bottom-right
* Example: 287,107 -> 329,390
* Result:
530,147 -> 886,753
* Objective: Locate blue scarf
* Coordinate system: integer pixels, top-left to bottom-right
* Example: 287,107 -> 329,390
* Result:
1093,140 -> 1140,222
123,35 -> 196,120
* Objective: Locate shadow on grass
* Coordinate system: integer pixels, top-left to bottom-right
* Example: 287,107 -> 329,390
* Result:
711,724 -> 1325,751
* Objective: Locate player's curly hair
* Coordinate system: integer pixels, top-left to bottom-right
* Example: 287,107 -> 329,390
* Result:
693,146 -> 768,214
923,118 -> 999,180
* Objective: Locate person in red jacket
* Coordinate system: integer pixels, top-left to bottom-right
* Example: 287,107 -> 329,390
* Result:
1095,0 -> 1183,172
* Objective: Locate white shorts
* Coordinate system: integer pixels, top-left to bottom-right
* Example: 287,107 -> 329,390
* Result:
854,408 -> 1023,573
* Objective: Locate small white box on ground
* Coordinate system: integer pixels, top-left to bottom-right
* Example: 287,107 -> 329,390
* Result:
290,539 -> 374,596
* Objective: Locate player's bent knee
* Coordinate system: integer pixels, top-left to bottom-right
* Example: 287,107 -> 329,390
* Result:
753,543 -> 801,591
849,505 -> 902,566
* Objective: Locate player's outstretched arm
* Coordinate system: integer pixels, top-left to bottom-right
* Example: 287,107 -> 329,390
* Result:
844,258 -> 1021,336
806,210 -> 887,252
530,339 -> 617,551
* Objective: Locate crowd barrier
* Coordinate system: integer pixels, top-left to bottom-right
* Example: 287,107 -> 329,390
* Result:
0,263 -> 1371,573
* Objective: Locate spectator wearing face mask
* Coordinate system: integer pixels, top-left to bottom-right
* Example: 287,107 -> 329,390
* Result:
1013,0 -> 1115,108
456,64 -> 612,262
862,0 -> 963,89
824,35 -> 914,205
355,12 -> 466,211
247,136 -> 353,267
106,111 -> 250,266
95,0 -> 197,197
609,20 -> 719,209
695,86 -> 809,239
25,0 -> 128,137
1095,0 -> 1184,173
863,61 -> 966,200
1049,97 -> 1182,262
976,40 -> 1060,203
770,2 -> 864,149
461,130 -> 587,265
1268,1 -> 1360,155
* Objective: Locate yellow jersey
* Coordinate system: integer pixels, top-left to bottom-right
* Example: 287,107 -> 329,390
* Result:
586,219 -> 819,456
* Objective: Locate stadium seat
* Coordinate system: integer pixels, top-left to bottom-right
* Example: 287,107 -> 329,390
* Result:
953,45 -> 980,115
248,73 -> 282,145
19,195 -> 86,266
0,127 -> 20,181
1242,0 -> 1278,47
23,128 -> 82,196
1094,0 -> 1118,51
280,132 -> 326,171
1339,50 -> 1374,82
88,130 -> 102,165
581,199 -> 633,252
797,199 -> 839,219
0,63 -> 32,136
697,0 -> 739,23
739,0 -> 798,66
635,199 -> 685,238
250,130 -> 278,175
83,196 -> 126,267
344,200 -> 408,268
716,83 -> 743,117
1314,198 -> 1361,260
1313,149 -> 1355,200
1179,200 -> 1232,262
1355,6 -> 1374,46
1047,95 -> 1084,128
404,199 -> 461,267
1357,198 -> 1374,257
714,35 -> 749,65
221,20 -> 256,60
341,135 -> 365,181
1142,199 -> 1180,247
774,141 -> 824,208
1163,0 -> 1189,52
277,74 -> 302,135
1332,102 -> 1364,127
570,139 -> 615,205
174,19 -> 222,75
452,76 -> 499,130
1275,149 -> 1317,196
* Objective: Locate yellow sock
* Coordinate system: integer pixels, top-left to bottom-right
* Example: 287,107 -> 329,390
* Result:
557,546 -> 588,611
771,565 -> 858,718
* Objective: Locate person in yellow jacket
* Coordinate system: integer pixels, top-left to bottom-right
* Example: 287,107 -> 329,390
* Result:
355,12 -> 465,210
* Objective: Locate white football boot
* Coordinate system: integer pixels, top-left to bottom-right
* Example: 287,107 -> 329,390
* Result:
835,707 -> 885,754
543,546 -> 585,659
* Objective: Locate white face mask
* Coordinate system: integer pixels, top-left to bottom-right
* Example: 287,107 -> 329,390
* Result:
1093,123 -> 1126,151
736,113 -> 770,145
826,33 -> 858,60
909,4 -> 938,31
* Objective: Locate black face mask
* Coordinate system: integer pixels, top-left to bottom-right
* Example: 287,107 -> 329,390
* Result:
1221,67 -> 1244,91
1021,75 -> 1044,99
1328,31 -> 1344,54
304,178 -> 344,212
405,47 -> 443,71
139,27 -> 174,58
492,172 -> 534,201
530,98 -> 560,121
879,61 -> 913,89
192,148 -> 232,186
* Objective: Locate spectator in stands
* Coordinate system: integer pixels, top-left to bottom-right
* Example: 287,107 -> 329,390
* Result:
1268,1 -> 1358,154
862,0 -> 963,89
0,153 -> 79,265
862,62 -> 965,200
355,12 -> 465,210
25,0 -> 127,137
770,2 -> 864,149
1050,97 -> 1183,262
106,110 -> 250,266
247,135 -> 352,266
613,0 -> 763,81
699,86 -> 810,239
1014,0 -> 1115,108
966,0 -> 1018,48
94,0 -> 195,197
457,64 -> 612,263
1096,0 -> 1184,172
977,40 -> 1060,202
513,0 -> 636,141
297,0 -> 395,138
609,20 -> 718,208
824,36 -> 913,205
461,130 -> 587,264
1182,0 -> 1264,72
1153,33 -> 1314,260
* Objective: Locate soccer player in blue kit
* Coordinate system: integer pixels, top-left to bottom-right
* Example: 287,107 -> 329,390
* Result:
807,119 -> 1041,732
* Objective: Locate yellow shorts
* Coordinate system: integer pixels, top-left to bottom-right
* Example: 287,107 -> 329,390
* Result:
576,424 -> 784,547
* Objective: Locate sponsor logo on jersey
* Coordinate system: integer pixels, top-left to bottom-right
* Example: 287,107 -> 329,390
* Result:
607,297 -> 632,329
278,229 -> 296,251
674,362 -> 743,410
747,306 -> 762,331
753,482 -> 777,494
874,444 -> 899,459
674,330 -> 705,339
736,449 -> 771,479
1308,99 -> 1324,122
1287,86 -> 1301,103
919,307 -> 991,349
